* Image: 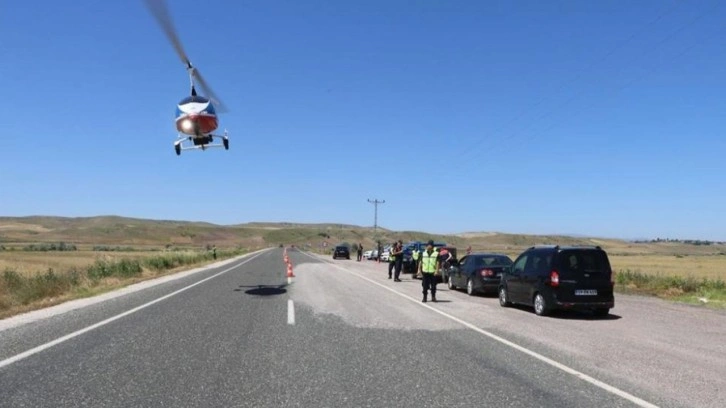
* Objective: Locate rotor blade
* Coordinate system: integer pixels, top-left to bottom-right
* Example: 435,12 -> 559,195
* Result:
143,0 -> 191,67
194,69 -> 229,113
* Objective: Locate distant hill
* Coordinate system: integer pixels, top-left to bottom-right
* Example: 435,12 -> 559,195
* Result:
0,216 -> 391,249
0,215 -> 722,256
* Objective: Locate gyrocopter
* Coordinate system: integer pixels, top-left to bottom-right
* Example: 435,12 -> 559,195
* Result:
144,0 -> 230,156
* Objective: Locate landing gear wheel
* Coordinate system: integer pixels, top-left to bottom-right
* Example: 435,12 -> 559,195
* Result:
223,137 -> 229,150
175,144 -> 181,156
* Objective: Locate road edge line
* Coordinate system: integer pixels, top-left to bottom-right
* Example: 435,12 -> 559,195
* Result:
0,250 -> 268,370
0,248 -> 270,332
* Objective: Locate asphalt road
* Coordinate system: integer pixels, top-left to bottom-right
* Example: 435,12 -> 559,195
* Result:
1,248 -> 723,407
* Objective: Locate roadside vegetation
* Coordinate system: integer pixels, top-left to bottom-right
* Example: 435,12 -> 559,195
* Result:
614,268 -> 726,308
0,247 -> 249,319
609,253 -> 726,308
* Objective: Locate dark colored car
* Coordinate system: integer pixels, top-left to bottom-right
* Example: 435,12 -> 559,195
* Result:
446,253 -> 513,295
499,245 -> 614,317
332,245 -> 350,260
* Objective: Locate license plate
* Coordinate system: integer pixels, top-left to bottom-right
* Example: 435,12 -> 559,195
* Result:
575,290 -> 597,296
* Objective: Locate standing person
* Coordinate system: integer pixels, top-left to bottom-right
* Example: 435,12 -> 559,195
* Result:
412,245 -> 421,276
357,243 -> 363,262
439,247 -> 453,268
418,240 -> 440,302
392,240 -> 404,282
438,246 -> 453,283
387,241 -> 396,279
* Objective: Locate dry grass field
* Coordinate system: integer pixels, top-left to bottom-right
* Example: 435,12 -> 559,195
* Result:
0,250 -> 146,277
609,254 -> 726,280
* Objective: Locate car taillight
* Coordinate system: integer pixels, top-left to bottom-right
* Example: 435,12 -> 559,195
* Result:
480,269 -> 494,277
550,270 -> 559,287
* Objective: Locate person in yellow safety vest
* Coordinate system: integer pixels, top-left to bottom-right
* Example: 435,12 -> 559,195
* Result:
418,240 -> 440,302
412,246 -> 420,275
387,242 -> 396,280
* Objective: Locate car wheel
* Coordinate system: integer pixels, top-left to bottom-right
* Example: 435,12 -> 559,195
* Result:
593,308 -> 610,317
466,278 -> 475,296
533,293 -> 550,316
499,286 -> 511,307
448,276 -> 456,290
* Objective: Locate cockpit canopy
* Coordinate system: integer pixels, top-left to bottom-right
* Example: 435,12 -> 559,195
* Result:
178,95 -> 210,105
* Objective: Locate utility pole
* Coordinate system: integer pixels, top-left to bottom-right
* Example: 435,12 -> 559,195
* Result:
367,198 -> 385,237
368,198 -> 385,263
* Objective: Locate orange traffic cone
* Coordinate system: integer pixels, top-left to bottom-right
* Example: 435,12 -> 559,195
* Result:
286,262 -> 295,284
284,255 -> 290,264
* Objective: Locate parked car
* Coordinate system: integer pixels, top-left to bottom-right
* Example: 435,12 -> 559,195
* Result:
369,250 -> 379,260
363,250 -> 373,259
499,245 -> 614,317
447,253 -> 513,295
332,245 -> 350,260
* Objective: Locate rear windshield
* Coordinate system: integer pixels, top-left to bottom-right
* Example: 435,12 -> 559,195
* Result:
556,250 -> 610,276
472,255 -> 513,267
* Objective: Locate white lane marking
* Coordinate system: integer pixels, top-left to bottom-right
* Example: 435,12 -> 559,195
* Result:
301,252 -> 659,408
287,299 -> 295,325
0,251 -> 268,370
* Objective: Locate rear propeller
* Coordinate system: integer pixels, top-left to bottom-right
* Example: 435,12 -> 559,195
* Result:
143,0 -> 228,113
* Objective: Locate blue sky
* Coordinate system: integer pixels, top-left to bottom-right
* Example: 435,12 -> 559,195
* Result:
1,0 -> 725,241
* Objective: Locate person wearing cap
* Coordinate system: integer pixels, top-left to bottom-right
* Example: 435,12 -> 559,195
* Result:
418,240 -> 441,302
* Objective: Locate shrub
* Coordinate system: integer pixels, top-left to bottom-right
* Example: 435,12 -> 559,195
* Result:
86,259 -> 142,280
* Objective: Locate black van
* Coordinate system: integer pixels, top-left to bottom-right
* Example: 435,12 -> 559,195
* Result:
333,245 -> 350,260
498,245 -> 614,317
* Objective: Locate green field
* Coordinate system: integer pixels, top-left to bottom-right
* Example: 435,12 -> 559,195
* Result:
1,215 -> 724,318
